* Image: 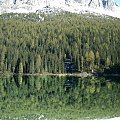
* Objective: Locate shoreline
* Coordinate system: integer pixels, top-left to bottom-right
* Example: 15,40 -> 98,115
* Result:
0,72 -> 120,77
0,72 -> 92,77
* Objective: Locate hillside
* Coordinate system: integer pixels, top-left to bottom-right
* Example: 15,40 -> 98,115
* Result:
0,13 -> 120,74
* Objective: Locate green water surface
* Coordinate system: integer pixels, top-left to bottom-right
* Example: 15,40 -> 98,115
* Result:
0,75 -> 120,120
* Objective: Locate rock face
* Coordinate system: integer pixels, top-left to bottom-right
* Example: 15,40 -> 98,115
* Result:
9,0 -> 118,8
6,0 -> 116,6
0,0 -> 120,18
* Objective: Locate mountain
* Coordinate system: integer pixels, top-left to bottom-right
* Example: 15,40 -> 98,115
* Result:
0,0 -> 120,18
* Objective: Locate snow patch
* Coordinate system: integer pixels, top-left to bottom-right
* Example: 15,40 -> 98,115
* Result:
0,0 -> 120,18
95,117 -> 120,120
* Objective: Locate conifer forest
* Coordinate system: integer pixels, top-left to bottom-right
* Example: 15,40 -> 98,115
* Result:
0,13 -> 120,74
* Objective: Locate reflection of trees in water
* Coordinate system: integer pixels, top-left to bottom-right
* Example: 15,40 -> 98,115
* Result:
0,75 -> 120,117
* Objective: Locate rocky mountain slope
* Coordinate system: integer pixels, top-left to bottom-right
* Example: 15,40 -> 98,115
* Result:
0,0 -> 120,18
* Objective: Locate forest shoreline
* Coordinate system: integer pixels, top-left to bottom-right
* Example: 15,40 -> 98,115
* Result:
0,72 -> 92,77
1,72 -> 120,77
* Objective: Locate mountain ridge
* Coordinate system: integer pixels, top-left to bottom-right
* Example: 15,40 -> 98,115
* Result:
0,0 -> 120,18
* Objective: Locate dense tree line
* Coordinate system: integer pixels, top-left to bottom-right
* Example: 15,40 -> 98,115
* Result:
0,13 -> 120,74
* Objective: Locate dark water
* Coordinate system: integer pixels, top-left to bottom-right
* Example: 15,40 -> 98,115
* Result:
0,75 -> 120,120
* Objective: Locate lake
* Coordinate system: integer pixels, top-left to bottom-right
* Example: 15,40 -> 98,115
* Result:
0,75 -> 120,120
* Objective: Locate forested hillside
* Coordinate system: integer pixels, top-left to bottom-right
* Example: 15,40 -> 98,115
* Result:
0,13 -> 120,74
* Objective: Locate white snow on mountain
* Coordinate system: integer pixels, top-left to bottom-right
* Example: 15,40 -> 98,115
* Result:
0,0 -> 120,18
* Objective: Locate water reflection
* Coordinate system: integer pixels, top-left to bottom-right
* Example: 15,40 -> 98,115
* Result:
0,75 -> 120,120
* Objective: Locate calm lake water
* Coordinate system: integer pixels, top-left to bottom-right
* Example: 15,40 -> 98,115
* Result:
0,75 -> 120,120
